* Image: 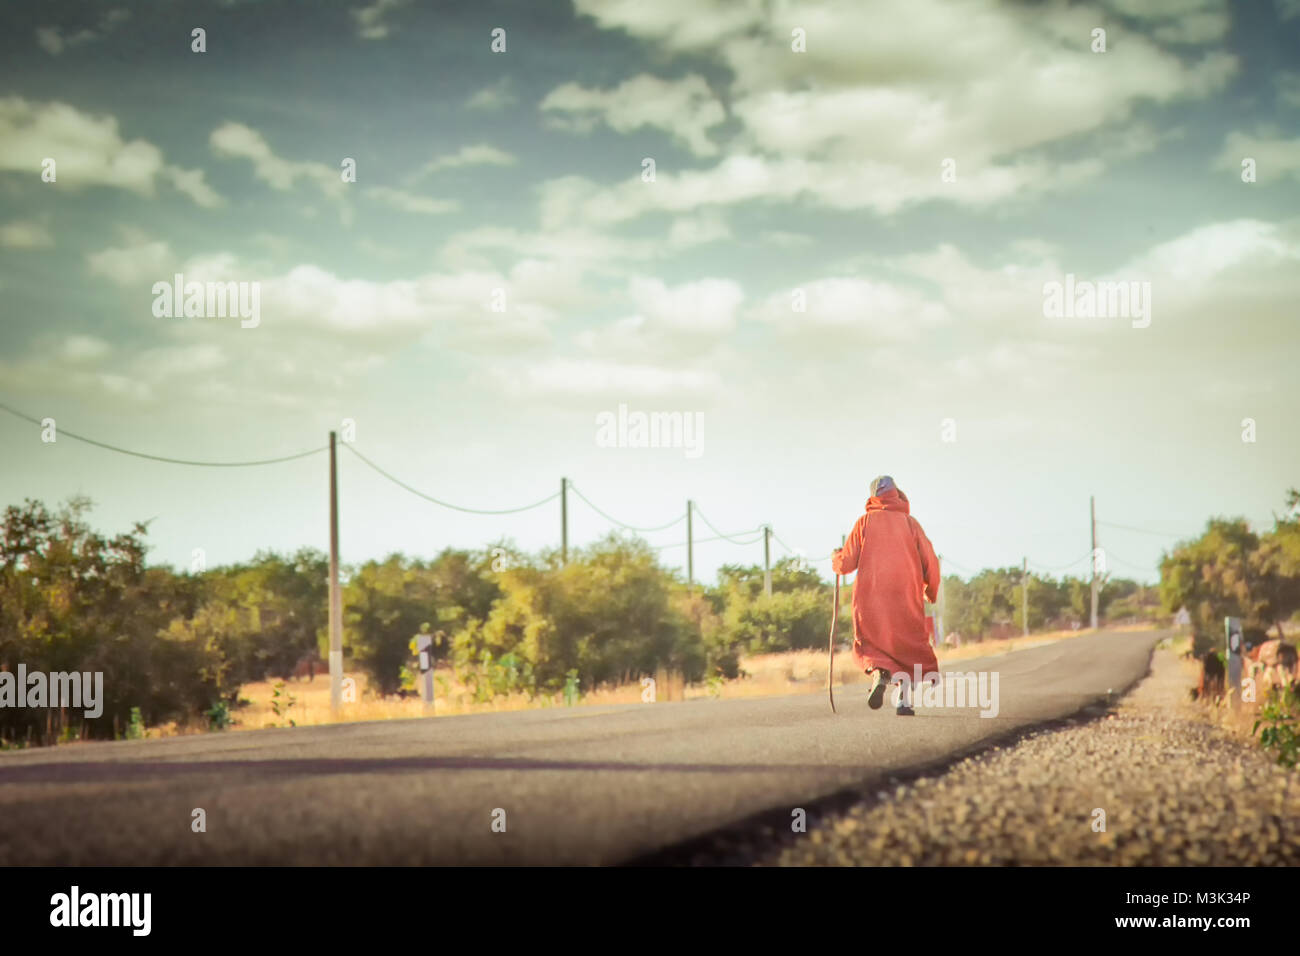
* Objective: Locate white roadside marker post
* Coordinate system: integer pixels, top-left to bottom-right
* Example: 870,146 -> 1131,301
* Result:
1225,616 -> 1243,708
416,629 -> 435,714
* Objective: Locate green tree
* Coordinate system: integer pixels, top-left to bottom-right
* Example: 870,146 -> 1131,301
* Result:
344,554 -> 442,696
1160,518 -> 1264,654
0,498 -> 217,744
1250,491 -> 1300,641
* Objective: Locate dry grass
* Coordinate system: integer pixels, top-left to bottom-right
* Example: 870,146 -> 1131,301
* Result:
192,623 -> 1158,734
227,671 -> 648,730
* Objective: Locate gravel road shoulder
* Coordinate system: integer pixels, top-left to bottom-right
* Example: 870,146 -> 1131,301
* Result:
689,642 -> 1300,866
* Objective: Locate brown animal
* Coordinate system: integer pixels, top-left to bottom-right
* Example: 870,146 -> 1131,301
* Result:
1194,651 -> 1225,701
291,654 -> 327,681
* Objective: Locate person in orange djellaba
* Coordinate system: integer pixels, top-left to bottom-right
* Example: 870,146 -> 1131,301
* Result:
831,475 -> 941,716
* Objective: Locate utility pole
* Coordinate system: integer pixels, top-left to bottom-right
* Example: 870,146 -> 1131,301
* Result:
1022,556 -> 1029,637
764,525 -> 772,597
560,477 -> 568,564
328,431 -> 342,715
686,499 -> 694,589
1090,495 -> 1099,630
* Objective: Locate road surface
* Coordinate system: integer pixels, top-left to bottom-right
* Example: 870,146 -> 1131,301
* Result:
0,629 -> 1162,865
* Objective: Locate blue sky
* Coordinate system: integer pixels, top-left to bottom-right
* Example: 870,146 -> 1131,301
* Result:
2,0 -> 1299,585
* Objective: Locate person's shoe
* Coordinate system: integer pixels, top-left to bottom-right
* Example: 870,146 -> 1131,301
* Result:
896,704 -> 916,716
867,668 -> 891,709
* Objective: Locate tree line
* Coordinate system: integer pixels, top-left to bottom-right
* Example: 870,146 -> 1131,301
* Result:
1159,489 -> 1300,654
2,495 -> 1174,745
942,567 -> 1161,640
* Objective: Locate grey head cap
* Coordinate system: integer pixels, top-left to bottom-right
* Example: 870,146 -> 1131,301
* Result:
870,475 -> 896,496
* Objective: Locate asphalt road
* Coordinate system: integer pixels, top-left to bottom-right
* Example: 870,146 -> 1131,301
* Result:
0,629 -> 1162,865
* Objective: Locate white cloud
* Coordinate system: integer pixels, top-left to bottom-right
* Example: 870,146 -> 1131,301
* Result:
577,277 -> 744,361
541,73 -> 726,157
942,342 -> 1091,390
365,186 -> 458,215
36,28 -> 75,55
351,0 -> 408,39
61,335 -> 111,361
1216,130 -> 1300,183
501,357 -> 723,401
751,277 -> 949,342
210,122 -> 344,200
416,144 -> 516,178
571,0 -> 762,53
0,98 -> 222,206
160,255 -> 572,351
758,230 -> 813,248
0,219 -> 53,249
882,243 -> 1059,329
1129,219 -> 1300,284
165,166 -> 224,208
60,246 -> 577,408
93,374 -> 152,401
559,0 -> 1237,220
87,232 -> 175,285
666,213 -> 731,248
465,78 -> 517,111
35,8 -> 130,56
1102,0 -> 1231,44
628,277 -> 742,335
548,153 -> 1099,228
134,344 -> 229,378
868,220 -> 1300,347
436,224 -> 658,276
1278,72 -> 1300,108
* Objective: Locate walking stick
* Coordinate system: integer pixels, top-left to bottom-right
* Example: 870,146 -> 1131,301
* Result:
828,574 -> 839,713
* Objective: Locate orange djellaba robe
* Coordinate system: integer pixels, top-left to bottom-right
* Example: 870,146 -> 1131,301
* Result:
831,487 -> 941,677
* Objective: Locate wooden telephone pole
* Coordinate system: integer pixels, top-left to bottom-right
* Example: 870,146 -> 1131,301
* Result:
328,431 -> 342,714
560,477 -> 568,564
763,525 -> 772,597
686,499 -> 694,589
1022,556 -> 1029,637
1089,495 -> 1099,630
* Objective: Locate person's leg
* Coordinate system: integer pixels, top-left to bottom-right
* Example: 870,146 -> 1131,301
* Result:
867,667 -> 891,709
896,674 -> 915,716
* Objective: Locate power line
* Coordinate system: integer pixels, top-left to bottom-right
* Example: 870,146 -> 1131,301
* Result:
1104,550 -> 1159,572
771,531 -> 798,554
0,398 -> 1177,577
771,531 -> 836,563
567,482 -> 686,533
1028,551 -> 1093,573
651,530 -> 764,552
692,505 -> 764,544
761,533 -> 790,557
940,555 -> 978,574
1097,519 -> 1186,539
0,400 -> 327,467
344,444 -> 560,515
